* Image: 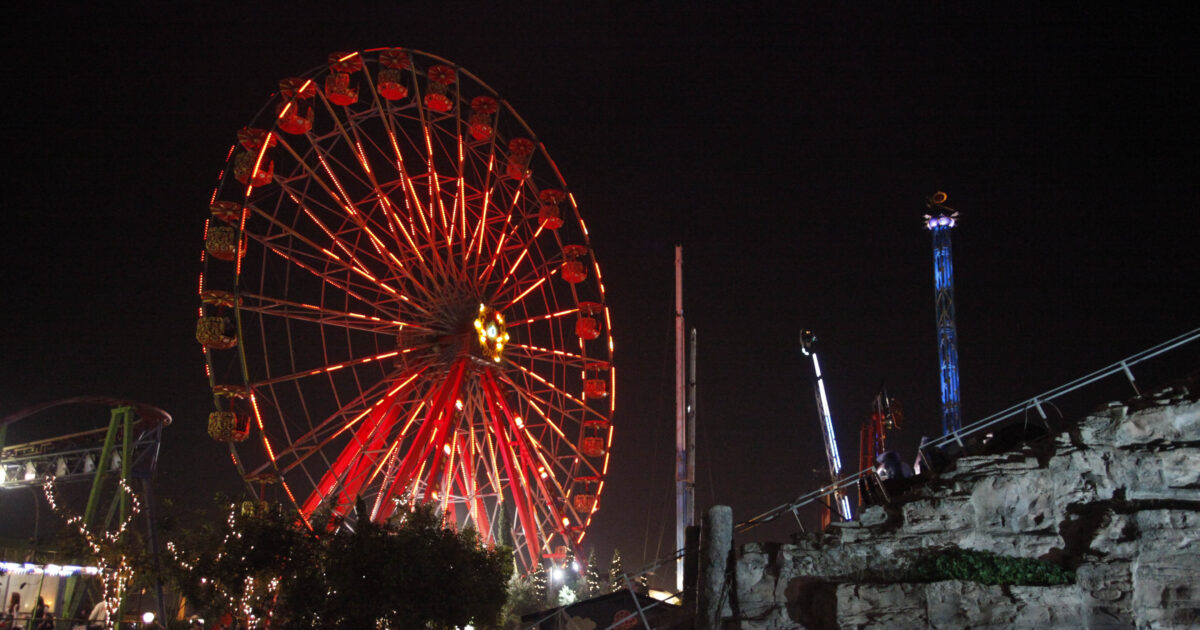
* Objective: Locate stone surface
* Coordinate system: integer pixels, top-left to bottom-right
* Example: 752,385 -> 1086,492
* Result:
699,505 -> 732,630
720,386 -> 1200,629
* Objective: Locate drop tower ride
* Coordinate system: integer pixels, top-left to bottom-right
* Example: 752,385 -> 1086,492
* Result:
924,192 -> 962,435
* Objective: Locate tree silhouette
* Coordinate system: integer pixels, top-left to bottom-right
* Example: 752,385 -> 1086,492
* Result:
166,502 -> 511,628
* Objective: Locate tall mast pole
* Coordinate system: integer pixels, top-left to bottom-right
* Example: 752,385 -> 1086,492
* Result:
924,192 -> 962,435
687,327 -> 697,534
674,245 -> 687,593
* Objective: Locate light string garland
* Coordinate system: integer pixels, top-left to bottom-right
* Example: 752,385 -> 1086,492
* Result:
42,475 -> 141,630
164,503 -> 276,628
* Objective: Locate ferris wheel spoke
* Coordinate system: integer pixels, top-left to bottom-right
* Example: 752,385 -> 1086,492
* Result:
506,306 -> 579,328
367,396 -> 432,519
505,343 -> 590,369
376,107 -> 435,241
474,187 -> 531,286
246,203 -> 405,303
471,409 -> 507,515
239,292 -> 430,335
316,92 -> 431,278
420,120 -> 453,242
498,276 -> 549,313
493,227 -> 549,295
497,396 -> 575,515
272,135 -> 417,281
493,372 -> 605,481
272,179 -> 420,283
499,360 -> 596,418
451,434 -> 492,545
300,378 -> 434,518
256,236 -> 430,320
464,160 -> 497,263
251,347 -> 408,389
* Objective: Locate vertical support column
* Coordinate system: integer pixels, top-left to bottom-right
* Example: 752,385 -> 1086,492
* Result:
687,327 -> 697,532
119,406 -> 134,522
674,244 -> 687,593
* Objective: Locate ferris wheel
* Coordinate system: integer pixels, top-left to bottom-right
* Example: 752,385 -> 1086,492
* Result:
196,49 -> 614,569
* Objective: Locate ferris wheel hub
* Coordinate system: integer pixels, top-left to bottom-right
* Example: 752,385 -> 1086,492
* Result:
473,303 -> 509,363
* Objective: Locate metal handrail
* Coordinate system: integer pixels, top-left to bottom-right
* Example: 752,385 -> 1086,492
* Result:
738,326 -> 1200,532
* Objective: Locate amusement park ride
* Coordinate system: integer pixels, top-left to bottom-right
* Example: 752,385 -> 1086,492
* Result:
0,397 -> 170,623
195,49 -> 614,573
924,191 -> 963,435
802,192 -> 962,523
799,331 -> 853,524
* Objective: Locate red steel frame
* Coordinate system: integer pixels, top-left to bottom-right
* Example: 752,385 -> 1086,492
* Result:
198,48 -> 614,571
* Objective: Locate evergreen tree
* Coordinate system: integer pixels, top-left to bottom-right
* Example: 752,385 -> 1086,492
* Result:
636,572 -> 649,594
531,559 -> 549,604
584,549 -> 603,599
608,548 -> 625,593
500,571 -> 541,627
562,546 -> 579,591
495,508 -> 511,548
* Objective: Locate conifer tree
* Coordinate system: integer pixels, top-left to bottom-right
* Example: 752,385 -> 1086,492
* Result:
608,548 -> 625,593
531,559 -> 549,604
584,548 -> 603,598
494,508 -> 511,548
636,572 -> 649,594
562,546 -> 579,591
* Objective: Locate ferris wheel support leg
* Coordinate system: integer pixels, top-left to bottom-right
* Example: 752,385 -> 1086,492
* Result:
329,403 -> 404,517
375,360 -> 468,520
481,373 -> 540,568
455,442 -> 492,546
487,373 -> 571,553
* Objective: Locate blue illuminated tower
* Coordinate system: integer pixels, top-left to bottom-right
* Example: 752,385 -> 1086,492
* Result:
924,192 -> 961,435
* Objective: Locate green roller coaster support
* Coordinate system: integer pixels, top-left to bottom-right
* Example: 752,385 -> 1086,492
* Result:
66,405 -> 138,625
121,407 -> 133,523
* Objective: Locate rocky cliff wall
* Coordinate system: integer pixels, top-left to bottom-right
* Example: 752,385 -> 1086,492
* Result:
724,384 -> 1200,629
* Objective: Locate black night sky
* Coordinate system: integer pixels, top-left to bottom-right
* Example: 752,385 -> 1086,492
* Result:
2,5 -> 1197,588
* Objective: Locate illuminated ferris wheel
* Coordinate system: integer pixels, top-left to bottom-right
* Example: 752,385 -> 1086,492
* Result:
195,48 -> 614,569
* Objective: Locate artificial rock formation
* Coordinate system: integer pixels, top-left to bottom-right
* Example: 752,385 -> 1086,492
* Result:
722,383 -> 1200,629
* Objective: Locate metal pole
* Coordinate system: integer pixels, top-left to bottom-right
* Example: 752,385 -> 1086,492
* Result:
119,407 -> 133,523
674,244 -> 686,593
687,327 -> 697,528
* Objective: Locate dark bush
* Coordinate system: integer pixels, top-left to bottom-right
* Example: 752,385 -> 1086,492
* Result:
907,548 -> 1074,586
